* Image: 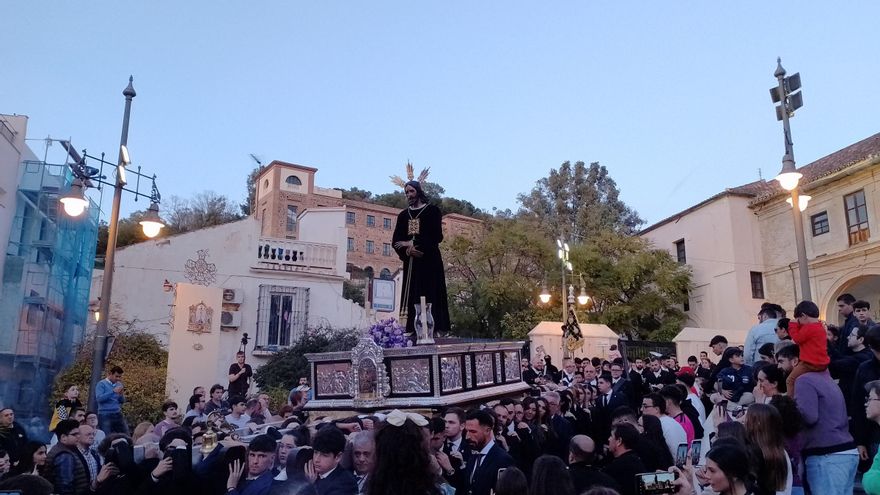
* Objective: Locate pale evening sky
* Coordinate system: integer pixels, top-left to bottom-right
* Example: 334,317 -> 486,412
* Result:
3,2 -> 879,226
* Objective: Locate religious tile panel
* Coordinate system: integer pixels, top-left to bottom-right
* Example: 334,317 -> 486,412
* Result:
494,353 -> 502,382
440,355 -> 464,393
315,362 -> 352,397
465,355 -> 473,388
504,351 -> 521,382
475,353 -> 495,386
390,358 -> 431,394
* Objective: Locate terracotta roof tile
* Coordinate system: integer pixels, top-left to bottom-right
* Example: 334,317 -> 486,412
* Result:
746,132 -> 880,204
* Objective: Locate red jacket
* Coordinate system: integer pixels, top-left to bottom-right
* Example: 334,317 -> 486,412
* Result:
788,321 -> 830,366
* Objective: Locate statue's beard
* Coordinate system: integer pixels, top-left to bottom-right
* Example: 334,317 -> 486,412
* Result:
408,196 -> 419,206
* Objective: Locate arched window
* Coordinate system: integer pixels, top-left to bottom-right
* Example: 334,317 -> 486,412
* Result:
379,268 -> 392,280
286,175 -> 302,186
364,267 -> 374,279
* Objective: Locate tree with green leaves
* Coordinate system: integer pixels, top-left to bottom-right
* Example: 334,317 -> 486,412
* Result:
518,161 -> 643,241
444,217 -> 553,339
253,328 -> 360,390
570,232 -> 691,340
240,163 -> 266,216
53,327 -> 168,426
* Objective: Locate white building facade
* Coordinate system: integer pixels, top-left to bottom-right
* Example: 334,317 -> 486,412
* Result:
91,207 -> 374,404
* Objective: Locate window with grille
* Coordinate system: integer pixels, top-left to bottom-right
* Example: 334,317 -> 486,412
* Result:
346,212 -> 356,224
384,218 -> 392,229
256,285 -> 309,348
844,190 -> 870,245
674,239 -> 686,264
810,211 -> 829,236
347,238 -> 355,252
750,271 -> 765,299
383,243 -> 391,256
367,215 -> 375,227
366,240 -> 374,254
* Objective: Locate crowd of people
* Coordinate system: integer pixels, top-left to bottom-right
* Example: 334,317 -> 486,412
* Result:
3,295 -> 880,494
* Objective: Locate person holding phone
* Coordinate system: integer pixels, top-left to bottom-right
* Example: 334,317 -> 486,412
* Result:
96,366 -> 127,435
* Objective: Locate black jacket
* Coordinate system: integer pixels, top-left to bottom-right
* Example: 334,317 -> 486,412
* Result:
314,467 -> 358,495
851,355 -> 880,446
602,450 -> 647,495
569,461 -> 621,494
465,443 -> 514,495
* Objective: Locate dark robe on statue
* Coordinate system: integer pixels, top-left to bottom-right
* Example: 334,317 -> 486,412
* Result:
392,202 -> 450,336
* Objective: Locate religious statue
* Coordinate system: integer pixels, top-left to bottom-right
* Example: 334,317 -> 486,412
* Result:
562,307 -> 584,352
390,164 -> 450,342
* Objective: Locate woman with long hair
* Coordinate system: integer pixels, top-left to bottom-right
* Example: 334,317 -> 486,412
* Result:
522,397 -> 546,450
769,395 -> 804,495
754,366 -> 786,403
534,398 -> 558,454
638,414 -> 675,471
529,455 -> 575,495
11,442 -> 47,476
366,412 -> 440,495
700,442 -> 760,495
745,404 -> 791,494
494,466 -> 528,495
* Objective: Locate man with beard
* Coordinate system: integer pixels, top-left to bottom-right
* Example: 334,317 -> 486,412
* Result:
391,174 -> 450,337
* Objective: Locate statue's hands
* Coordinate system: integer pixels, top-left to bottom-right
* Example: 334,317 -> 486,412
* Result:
407,246 -> 424,258
393,240 -> 413,250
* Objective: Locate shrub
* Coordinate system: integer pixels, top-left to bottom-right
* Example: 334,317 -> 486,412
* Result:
254,327 -> 360,390
52,332 -> 168,426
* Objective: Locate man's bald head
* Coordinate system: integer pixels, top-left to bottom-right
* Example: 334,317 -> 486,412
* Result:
569,434 -> 597,464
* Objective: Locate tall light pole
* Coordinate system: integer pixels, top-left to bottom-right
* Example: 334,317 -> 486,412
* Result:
770,58 -> 811,301
537,239 -> 589,358
60,77 -> 165,411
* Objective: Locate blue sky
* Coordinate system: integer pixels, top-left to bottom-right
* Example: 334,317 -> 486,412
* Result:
4,2 -> 879,226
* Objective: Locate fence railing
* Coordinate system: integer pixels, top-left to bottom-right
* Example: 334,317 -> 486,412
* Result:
619,340 -> 677,361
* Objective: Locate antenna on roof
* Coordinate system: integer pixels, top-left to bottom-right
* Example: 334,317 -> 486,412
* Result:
758,168 -> 763,180
249,153 -> 263,167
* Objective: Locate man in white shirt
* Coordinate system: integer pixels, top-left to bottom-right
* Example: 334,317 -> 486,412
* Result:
225,396 -> 252,429
640,393 -> 687,459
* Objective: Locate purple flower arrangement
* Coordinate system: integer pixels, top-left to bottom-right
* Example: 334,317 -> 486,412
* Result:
368,318 -> 413,348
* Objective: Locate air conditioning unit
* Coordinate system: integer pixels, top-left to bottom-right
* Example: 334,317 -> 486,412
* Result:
220,311 -> 242,328
222,289 -> 244,304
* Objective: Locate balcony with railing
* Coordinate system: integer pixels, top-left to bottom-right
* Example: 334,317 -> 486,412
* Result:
252,237 -> 338,276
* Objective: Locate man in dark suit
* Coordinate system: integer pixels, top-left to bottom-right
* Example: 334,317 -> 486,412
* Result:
594,374 -> 628,446
609,360 -> 635,406
644,357 -> 675,392
310,426 -> 358,495
542,391 -> 574,461
439,407 -> 472,493
227,434 -> 277,495
568,435 -> 621,494
464,409 -> 514,495
602,423 -> 647,495
522,357 -> 545,385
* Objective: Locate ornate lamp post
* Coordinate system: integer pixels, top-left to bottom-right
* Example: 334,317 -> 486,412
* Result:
60,77 -> 166,411
538,239 -> 588,358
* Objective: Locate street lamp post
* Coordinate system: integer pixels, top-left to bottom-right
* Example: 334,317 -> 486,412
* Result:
770,58 -> 811,301
60,77 -> 165,411
537,239 -> 590,358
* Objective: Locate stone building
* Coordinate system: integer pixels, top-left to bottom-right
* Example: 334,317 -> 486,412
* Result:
752,132 -> 880,319
641,131 -> 880,335
254,160 -> 483,280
